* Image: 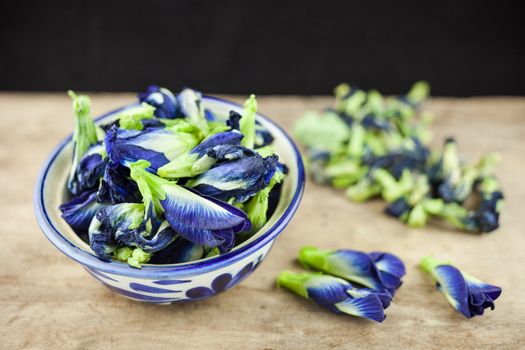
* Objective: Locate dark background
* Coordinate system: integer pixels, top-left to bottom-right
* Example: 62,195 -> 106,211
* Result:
1,0 -> 523,96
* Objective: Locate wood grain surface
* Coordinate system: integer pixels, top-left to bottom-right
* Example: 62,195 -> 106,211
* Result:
1,93 -> 524,349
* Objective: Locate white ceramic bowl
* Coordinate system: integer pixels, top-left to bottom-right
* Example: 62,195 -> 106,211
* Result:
34,95 -> 305,303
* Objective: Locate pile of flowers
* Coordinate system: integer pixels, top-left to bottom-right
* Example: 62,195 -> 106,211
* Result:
60,86 -> 286,267
294,82 -> 503,232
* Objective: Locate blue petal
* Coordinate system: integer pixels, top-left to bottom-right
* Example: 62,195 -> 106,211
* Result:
305,275 -> 352,305
105,126 -> 195,170
177,88 -> 203,120
329,250 -> 382,289
369,252 -> 406,290
188,155 -> 279,202
115,221 -> 177,253
141,118 -> 165,129
434,265 -> 470,318
335,291 -> 387,322
464,274 -> 502,317
254,123 -> 274,148
97,162 -> 141,204
191,131 -> 244,157
204,109 -> 216,121
68,143 -> 107,195
138,85 -> 180,119
385,198 -> 411,218
160,184 -> 250,249
354,288 -> 393,309
227,111 -> 241,130
208,145 -> 254,161
149,238 -> 205,264
89,203 -> 145,260
361,113 -> 392,131
60,190 -> 108,237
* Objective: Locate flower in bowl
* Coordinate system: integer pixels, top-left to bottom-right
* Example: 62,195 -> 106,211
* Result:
34,86 -> 304,303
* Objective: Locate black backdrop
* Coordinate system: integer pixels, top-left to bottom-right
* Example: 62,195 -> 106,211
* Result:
1,0 -> 523,95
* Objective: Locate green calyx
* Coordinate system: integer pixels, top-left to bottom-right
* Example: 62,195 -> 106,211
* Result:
298,246 -> 331,271
420,256 -> 450,275
67,90 -> 98,184
346,179 -> 381,202
117,103 -> 155,130
240,94 -> 257,148
407,81 -> 430,104
129,160 -> 170,218
276,271 -> 311,299
245,169 -> 285,233
157,153 -> 215,179
127,248 -> 152,268
374,169 -> 413,202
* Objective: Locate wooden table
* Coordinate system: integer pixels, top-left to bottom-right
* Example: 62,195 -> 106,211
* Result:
1,93 -> 524,349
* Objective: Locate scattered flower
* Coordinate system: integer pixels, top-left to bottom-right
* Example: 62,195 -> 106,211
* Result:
298,246 -> 405,295
277,271 -> 392,322
420,256 -> 502,318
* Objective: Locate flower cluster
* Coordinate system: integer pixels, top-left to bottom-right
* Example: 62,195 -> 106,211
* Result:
277,246 -> 406,322
420,256 -> 502,318
60,87 -> 286,267
294,82 -> 504,233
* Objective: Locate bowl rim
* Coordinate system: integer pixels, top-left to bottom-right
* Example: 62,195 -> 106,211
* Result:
34,95 -> 305,279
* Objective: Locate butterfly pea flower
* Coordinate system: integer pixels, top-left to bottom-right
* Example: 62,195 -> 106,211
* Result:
104,125 -> 199,172
138,85 -> 179,119
129,160 -> 251,252
364,139 -> 429,180
277,271 -> 391,322
88,203 -> 146,260
177,88 -> 209,135
157,131 -> 253,178
68,142 -> 108,195
67,91 -> 100,195
420,256 -> 502,318
97,162 -> 142,204
115,220 -> 178,254
60,190 -> 108,237
463,187 -> 503,233
298,247 -> 406,295
186,154 -> 279,203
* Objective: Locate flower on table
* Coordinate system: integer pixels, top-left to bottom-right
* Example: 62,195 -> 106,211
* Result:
277,271 -> 391,322
298,246 -> 406,295
420,256 -> 502,318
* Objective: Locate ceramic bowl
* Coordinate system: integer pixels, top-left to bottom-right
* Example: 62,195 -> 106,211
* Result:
34,95 -> 305,303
